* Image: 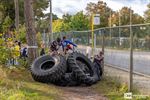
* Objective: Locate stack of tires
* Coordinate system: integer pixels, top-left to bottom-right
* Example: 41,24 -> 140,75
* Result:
30,52 -> 102,86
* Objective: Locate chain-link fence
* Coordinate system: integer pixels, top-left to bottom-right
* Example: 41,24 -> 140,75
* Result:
51,24 -> 150,75
50,23 -> 150,93
72,24 -> 150,75
51,24 -> 150,91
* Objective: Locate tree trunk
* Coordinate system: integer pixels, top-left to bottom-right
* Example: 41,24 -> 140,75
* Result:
24,0 -> 38,64
14,0 -> 19,34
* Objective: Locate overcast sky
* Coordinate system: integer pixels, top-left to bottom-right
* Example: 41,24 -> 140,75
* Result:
45,0 -> 150,18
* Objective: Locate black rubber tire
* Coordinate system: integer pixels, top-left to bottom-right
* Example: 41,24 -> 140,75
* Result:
55,73 -> 80,86
30,55 -> 67,83
55,60 -> 86,86
67,52 -> 99,85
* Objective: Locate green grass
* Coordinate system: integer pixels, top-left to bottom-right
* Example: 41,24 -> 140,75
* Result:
0,65 -> 149,100
0,66 -> 63,100
92,75 -> 150,100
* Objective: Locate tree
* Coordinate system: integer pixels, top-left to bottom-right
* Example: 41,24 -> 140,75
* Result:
0,0 -> 15,21
14,0 -> 19,34
44,13 -> 59,21
144,3 -> 150,23
2,16 -> 13,33
0,0 -> 15,32
109,7 -> 144,26
35,13 -> 59,33
86,0 -> 112,27
62,14 -> 72,23
70,11 -> 89,31
52,19 -> 63,32
24,0 -> 38,64
33,0 -> 49,20
0,0 -> 49,25
60,13 -> 72,32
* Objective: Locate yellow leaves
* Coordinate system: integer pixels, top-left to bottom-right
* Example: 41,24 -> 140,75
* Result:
0,33 -> 3,37
52,19 -> 63,33
7,38 -> 13,42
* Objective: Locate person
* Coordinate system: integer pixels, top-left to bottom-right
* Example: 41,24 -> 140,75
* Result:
40,42 -> 45,56
21,44 -> 28,60
49,37 -> 62,55
93,51 -> 104,80
61,36 -> 77,54
7,41 -> 14,65
13,41 -> 20,65
94,51 -> 104,63
86,46 -> 92,58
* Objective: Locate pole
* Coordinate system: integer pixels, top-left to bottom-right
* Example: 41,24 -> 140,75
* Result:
91,14 -> 94,57
49,0 -> 53,42
102,29 -> 105,74
119,10 -> 121,47
129,7 -> 133,92
14,0 -> 19,34
109,10 -> 112,47
94,34 -> 96,51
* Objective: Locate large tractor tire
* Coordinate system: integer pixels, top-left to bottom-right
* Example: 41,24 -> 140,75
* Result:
55,61 -> 85,86
55,73 -> 79,86
67,52 -> 99,85
30,55 -> 67,83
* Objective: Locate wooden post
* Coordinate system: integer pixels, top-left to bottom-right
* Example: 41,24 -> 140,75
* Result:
91,14 -> 94,57
129,7 -> 133,92
102,29 -> 105,73
109,10 -> 112,47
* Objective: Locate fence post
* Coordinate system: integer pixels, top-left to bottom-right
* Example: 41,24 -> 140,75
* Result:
94,33 -> 96,54
87,32 -> 90,46
102,29 -> 105,74
129,8 -> 133,92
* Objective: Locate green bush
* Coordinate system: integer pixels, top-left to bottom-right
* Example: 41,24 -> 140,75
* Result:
16,25 -> 26,43
0,38 -> 11,65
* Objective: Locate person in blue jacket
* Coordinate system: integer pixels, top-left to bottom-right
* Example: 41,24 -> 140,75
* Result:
62,36 -> 77,54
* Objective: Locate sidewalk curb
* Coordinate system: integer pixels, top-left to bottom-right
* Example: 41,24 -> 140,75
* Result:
105,64 -> 150,79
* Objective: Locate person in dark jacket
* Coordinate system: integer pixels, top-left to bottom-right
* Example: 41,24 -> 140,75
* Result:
49,37 -> 62,55
93,51 -> 104,80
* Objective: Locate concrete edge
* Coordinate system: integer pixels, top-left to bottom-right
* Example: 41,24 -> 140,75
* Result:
105,64 -> 150,79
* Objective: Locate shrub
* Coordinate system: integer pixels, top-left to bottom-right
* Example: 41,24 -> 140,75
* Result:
0,38 -> 11,65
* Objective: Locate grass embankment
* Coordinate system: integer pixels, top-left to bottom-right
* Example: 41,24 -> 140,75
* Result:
92,75 -> 150,100
0,66 -> 62,100
0,66 -> 149,100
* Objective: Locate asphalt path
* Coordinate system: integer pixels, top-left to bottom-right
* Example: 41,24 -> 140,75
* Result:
78,46 -> 150,76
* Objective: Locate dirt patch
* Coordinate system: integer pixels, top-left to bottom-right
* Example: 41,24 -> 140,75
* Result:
60,87 -> 108,100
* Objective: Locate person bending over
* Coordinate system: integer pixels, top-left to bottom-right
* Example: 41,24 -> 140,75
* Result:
50,37 -> 62,55
93,51 -> 104,80
62,36 -> 77,54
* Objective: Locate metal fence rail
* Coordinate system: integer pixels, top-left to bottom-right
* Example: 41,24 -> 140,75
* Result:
51,23 -> 150,75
